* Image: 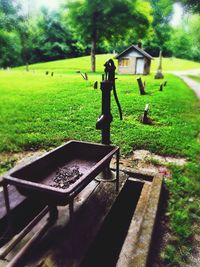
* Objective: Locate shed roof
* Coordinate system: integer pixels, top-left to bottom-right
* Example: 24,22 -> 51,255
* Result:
115,45 -> 153,60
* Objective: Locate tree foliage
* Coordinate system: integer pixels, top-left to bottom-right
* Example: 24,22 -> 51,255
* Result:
0,0 -> 200,68
165,11 -> 200,61
144,0 -> 173,56
67,0 -> 151,71
31,8 -> 76,62
0,0 -> 22,67
179,0 -> 200,13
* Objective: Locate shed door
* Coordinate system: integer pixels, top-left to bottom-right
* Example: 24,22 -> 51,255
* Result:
136,58 -> 144,74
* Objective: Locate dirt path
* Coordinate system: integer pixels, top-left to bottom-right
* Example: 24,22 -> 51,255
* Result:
170,69 -> 200,99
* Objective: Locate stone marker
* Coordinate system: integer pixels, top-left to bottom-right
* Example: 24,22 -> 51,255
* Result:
46,71 -> 49,75
159,83 -> 163,91
164,80 -> 167,87
155,50 -> 164,79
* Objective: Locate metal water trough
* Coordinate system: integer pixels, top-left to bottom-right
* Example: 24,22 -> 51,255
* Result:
1,140 -> 119,266
3,141 -> 119,208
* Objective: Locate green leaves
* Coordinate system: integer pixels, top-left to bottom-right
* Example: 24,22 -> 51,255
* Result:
67,0 -> 152,70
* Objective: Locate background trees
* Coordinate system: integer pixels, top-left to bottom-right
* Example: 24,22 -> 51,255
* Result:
180,0 -> 200,12
0,0 -> 200,69
0,0 -> 22,67
67,0 -> 151,72
144,0 -> 173,56
31,8 -> 76,63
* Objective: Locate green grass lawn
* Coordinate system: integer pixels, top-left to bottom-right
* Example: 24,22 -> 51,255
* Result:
0,54 -> 200,266
15,54 -> 200,74
0,70 -> 199,158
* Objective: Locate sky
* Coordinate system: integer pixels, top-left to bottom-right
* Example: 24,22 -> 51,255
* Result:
34,0 -> 62,10
171,3 -> 184,26
19,0 -> 63,14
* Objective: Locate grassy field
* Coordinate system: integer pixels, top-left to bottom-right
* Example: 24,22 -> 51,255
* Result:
15,54 -> 200,73
0,54 -> 200,265
0,70 -> 199,157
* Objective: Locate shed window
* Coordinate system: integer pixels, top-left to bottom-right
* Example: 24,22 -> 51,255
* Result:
119,58 -> 129,67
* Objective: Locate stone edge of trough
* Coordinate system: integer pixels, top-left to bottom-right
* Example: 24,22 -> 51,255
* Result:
117,171 -> 163,267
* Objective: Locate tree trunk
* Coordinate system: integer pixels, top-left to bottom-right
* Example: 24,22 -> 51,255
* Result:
91,36 -> 96,72
91,12 -> 97,73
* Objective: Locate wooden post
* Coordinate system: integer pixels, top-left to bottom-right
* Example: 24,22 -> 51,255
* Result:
93,81 -> 98,89
84,73 -> 88,80
76,71 -> 88,80
137,77 -> 146,95
143,104 -> 149,124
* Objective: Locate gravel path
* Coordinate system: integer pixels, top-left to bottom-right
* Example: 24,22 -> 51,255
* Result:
170,69 -> 200,99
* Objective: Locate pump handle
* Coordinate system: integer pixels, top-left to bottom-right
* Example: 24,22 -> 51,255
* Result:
104,59 -> 123,120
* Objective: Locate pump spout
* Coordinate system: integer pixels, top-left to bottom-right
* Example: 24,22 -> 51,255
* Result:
96,114 -> 113,130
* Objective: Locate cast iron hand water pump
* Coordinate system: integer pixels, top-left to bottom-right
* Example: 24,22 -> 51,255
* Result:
96,59 -> 123,145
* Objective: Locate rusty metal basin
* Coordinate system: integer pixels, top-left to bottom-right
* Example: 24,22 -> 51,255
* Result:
3,141 -> 119,206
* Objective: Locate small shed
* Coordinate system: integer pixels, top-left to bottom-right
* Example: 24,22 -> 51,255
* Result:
115,43 -> 153,75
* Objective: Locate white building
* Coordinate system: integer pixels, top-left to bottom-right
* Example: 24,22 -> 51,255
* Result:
115,44 -> 153,75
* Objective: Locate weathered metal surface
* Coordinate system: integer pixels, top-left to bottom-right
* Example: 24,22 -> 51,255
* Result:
3,141 -> 119,206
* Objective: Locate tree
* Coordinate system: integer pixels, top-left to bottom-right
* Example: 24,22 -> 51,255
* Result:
144,0 -> 173,56
166,13 -> 200,61
0,0 -> 17,30
189,14 -> 200,49
179,0 -> 200,13
68,0 -> 151,72
31,8 -> 77,63
17,16 -> 31,70
0,0 -> 23,67
0,30 -> 22,67
167,28 -> 193,59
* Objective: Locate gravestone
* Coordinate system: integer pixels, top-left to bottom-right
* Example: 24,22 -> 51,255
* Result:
155,50 -> 164,79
